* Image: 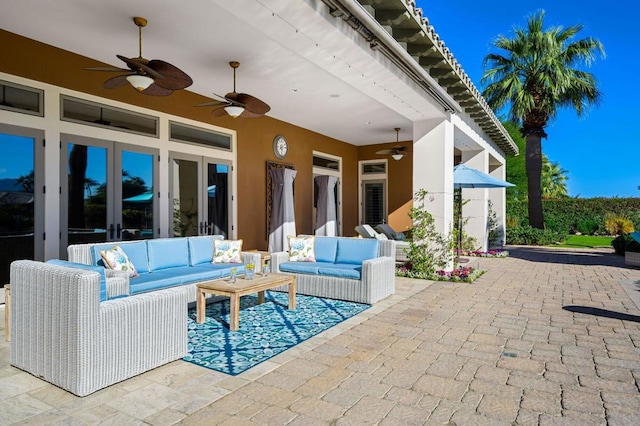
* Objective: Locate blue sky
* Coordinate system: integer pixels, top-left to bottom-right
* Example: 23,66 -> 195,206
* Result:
416,0 -> 640,198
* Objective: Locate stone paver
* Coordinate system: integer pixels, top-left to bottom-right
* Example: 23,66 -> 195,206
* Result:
2,246 -> 640,424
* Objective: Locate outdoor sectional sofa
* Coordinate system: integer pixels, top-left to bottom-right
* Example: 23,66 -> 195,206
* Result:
9,236 -> 261,396
271,236 -> 396,304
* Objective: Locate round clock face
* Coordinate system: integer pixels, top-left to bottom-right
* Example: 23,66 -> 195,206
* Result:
274,136 -> 288,159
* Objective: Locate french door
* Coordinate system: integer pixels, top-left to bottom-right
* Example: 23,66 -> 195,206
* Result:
169,152 -> 232,238
0,125 -> 44,283
60,135 -> 158,253
362,180 -> 387,227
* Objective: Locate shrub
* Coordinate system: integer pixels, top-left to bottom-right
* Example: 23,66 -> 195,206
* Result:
404,189 -> 453,276
506,225 -> 567,246
604,216 -> 634,237
576,219 -> 598,235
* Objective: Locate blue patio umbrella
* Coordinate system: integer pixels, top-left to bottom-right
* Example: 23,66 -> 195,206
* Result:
123,191 -> 153,203
453,164 -> 514,260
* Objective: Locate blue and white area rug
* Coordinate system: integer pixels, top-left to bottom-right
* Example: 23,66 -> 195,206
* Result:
183,291 -> 370,375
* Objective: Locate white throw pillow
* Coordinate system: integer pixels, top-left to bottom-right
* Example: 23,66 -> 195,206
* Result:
288,236 -> 316,262
213,239 -> 243,263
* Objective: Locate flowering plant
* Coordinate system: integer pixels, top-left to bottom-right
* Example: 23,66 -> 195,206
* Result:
454,248 -> 509,258
396,262 -> 484,283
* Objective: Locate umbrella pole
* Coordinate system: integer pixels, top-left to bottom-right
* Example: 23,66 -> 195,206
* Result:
456,188 -> 468,265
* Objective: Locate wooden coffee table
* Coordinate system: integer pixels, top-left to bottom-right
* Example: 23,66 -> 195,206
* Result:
196,273 -> 296,331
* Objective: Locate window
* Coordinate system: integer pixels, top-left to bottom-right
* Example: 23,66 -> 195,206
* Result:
362,162 -> 386,174
170,121 -> 232,150
0,80 -> 43,116
61,96 -> 159,137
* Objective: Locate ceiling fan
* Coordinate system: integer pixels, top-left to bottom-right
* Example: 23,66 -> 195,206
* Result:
195,61 -> 270,118
376,128 -> 410,160
86,17 -> 192,96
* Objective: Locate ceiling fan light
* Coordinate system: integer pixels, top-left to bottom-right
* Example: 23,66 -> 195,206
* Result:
126,75 -> 154,92
224,105 -> 245,118
392,153 -> 404,161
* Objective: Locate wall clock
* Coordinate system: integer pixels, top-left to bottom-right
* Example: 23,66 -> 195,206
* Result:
273,135 -> 288,159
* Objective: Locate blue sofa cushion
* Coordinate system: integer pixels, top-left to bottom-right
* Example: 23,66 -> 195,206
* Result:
47,259 -> 108,302
279,262 -> 321,275
129,270 -> 184,294
184,264 -> 245,283
188,236 -> 223,266
147,239 -> 190,271
90,241 -> 149,273
314,237 -> 338,263
317,263 -> 362,280
336,238 -> 379,265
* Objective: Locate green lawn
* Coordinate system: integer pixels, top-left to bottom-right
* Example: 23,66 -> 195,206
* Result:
554,235 -> 613,248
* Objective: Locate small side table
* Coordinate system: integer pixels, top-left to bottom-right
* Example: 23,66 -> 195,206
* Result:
4,284 -> 9,342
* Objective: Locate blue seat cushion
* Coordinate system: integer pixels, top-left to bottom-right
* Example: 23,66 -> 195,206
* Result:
147,238 -> 190,271
317,263 -> 362,280
336,238 -> 379,264
185,264 -> 245,283
314,237 -> 338,263
188,235 -> 224,266
279,262 -> 321,275
47,259 -> 108,301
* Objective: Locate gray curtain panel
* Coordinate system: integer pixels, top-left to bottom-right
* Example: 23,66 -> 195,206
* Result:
314,175 -> 338,236
268,168 -> 297,252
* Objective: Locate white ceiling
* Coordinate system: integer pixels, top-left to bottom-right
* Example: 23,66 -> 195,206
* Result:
0,0 -> 449,145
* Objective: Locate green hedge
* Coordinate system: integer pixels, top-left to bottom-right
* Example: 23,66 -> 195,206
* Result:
507,198 -> 640,235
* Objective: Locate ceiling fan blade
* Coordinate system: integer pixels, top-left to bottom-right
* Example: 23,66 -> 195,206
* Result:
210,106 -> 228,117
147,59 -> 193,90
194,100 -> 227,107
103,74 -> 131,89
141,83 -> 173,96
117,55 -> 162,80
235,93 -> 270,115
85,66 -> 130,72
375,149 -> 394,155
237,109 -> 263,118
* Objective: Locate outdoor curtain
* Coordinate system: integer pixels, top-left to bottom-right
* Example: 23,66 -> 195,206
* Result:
268,168 -> 297,252
314,175 -> 337,236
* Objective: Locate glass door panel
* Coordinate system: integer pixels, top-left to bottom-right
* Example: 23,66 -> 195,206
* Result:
206,162 -> 229,237
120,150 -> 155,240
171,158 -> 199,237
67,142 -> 109,245
0,133 -> 35,282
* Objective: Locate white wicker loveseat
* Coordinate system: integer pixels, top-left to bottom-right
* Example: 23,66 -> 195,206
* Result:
270,236 -> 396,304
9,236 -> 260,396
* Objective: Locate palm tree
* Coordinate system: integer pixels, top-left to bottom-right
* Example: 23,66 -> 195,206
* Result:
541,156 -> 569,199
481,10 -> 604,228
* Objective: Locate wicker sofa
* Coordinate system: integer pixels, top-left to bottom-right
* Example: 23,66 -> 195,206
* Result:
10,236 -> 260,396
270,236 -> 396,304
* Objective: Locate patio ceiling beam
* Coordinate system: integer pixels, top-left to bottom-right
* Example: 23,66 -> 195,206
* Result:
375,9 -> 411,25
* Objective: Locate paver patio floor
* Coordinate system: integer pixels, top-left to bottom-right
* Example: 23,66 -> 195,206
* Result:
1,246 -> 640,425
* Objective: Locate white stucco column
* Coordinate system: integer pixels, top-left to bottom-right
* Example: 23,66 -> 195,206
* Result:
490,163 -> 508,248
461,150 -> 489,251
412,118 -> 455,246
